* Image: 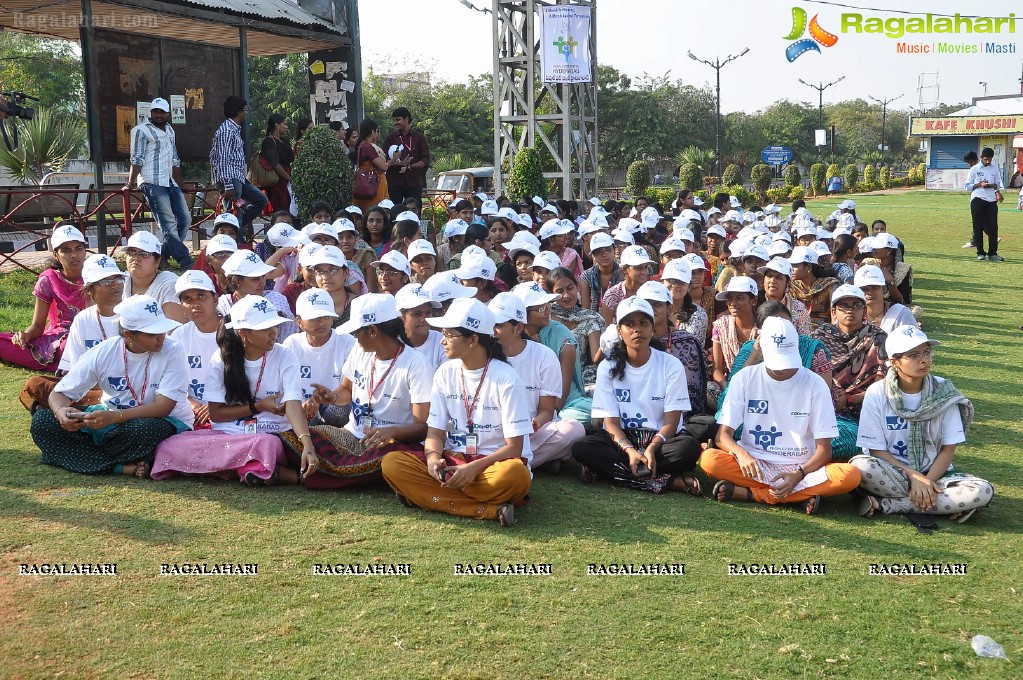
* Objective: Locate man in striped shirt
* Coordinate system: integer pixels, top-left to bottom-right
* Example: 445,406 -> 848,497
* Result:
209,96 -> 268,242
126,98 -> 194,268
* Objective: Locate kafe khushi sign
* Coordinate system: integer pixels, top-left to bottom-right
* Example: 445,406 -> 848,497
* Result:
909,116 -> 1023,136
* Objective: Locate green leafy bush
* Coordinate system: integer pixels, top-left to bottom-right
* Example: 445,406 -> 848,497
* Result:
907,167 -> 921,185
625,160 -> 651,198
879,165 -> 892,189
678,163 -> 702,192
694,189 -> 711,204
721,164 -> 741,187
863,165 -> 878,185
783,165 -> 801,187
826,163 -> 840,182
843,164 -> 859,193
290,125 -> 352,220
917,162 -> 926,177
750,164 -> 773,202
506,147 -> 546,203
766,187 -> 788,204
721,184 -> 752,207
809,163 -> 826,196
788,186 -> 805,201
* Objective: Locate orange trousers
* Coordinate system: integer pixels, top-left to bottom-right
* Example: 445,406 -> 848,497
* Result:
381,451 -> 532,521
699,448 -> 861,505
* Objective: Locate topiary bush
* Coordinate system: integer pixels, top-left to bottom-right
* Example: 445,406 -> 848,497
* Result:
678,163 -> 702,192
810,163 -> 826,196
766,187 -> 788,204
721,163 -> 741,187
750,164 -> 772,202
907,167 -> 921,185
879,165 -> 892,189
625,160 -> 651,198
843,164 -> 859,193
783,165 -> 801,187
826,163 -> 840,182
506,147 -> 546,203
917,162 -> 926,177
863,164 -> 878,185
291,124 -> 352,219
788,186 -> 805,201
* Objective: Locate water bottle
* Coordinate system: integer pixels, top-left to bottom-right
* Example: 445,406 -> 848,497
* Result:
971,635 -> 1007,659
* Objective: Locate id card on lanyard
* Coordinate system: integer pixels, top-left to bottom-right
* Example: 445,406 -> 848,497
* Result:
459,360 -> 490,457
245,354 -> 268,436
365,345 -> 403,433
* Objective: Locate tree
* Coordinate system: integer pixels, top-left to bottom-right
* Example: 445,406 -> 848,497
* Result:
625,160 -> 651,198
291,125 -> 352,219
506,147 -> 546,202
0,34 -> 83,114
678,163 -> 702,192
809,163 -> 826,196
721,164 -> 741,186
674,145 -> 715,175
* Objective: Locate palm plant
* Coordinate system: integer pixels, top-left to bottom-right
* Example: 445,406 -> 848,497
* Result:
0,108 -> 86,184
674,145 -> 715,174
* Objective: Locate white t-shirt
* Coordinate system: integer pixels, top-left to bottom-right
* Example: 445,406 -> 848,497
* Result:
856,378 -> 965,473
169,321 -> 220,404
123,270 -> 179,309
406,329 -> 447,373
427,358 -> 534,465
203,344 -> 303,435
342,344 -> 431,439
282,330 -> 356,400
879,305 -> 917,335
718,365 -> 838,464
506,340 -> 566,417
59,307 -> 121,372
591,349 -> 692,433
55,336 -> 194,428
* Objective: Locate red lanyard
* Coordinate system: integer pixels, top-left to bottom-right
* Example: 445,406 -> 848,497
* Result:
459,359 -> 491,433
367,345 -> 403,411
97,309 -> 108,341
122,342 -> 153,404
251,353 -> 268,398
398,133 -> 412,155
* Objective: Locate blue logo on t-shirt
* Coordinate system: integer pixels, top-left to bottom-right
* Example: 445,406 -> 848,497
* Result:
351,397 -> 369,426
748,424 -> 783,448
614,388 -> 631,403
449,432 -> 467,449
748,400 -> 769,414
893,440 -> 909,457
108,376 -> 128,391
620,412 -> 649,429
109,396 -> 138,409
85,339 -> 101,349
300,365 -> 312,379
189,379 -> 205,400
188,355 -> 202,369
352,369 -> 366,389
885,416 -> 908,431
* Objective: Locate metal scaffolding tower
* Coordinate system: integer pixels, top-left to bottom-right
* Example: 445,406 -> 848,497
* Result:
492,0 -> 598,199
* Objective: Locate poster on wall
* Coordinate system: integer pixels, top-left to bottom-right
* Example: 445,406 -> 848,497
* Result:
307,49 -> 358,129
540,5 -> 592,84
116,106 -> 135,154
170,95 -> 186,125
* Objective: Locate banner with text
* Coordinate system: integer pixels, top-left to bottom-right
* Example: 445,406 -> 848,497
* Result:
540,5 -> 592,84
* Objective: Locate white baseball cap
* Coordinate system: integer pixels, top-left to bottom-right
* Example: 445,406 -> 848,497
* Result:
659,238 -> 687,255
729,196 -> 742,208
715,275 -> 758,301
498,206 -> 519,222
225,295 -> 287,330
672,227 -> 696,243
422,271 -> 477,303
488,291 -> 527,324
298,243 -> 323,268
707,207 -> 722,217
531,195 -> 545,208
706,225 -> 727,239
588,232 -> 615,252
513,280 -> 560,307
588,197 -> 602,206
307,222 -> 340,242
444,219 -> 470,238
395,282 -> 440,311
588,205 -> 609,219
267,223 -> 310,249
742,244 -> 771,262
474,192 -> 489,202
507,241 -> 540,261
682,253 -> 707,271
344,205 -> 363,216
838,199 -> 857,210
82,254 -> 122,284
407,239 -> 437,261
377,199 -> 395,210
620,245 -> 654,267
336,293 -> 401,335
213,213 -> 240,230
758,256 -> 793,278
660,258 -> 692,284
796,226 -> 817,240
724,210 -> 742,223
576,219 -> 598,237
692,196 -> 704,206
503,230 -> 541,250
872,233 -> 900,250
296,288 -> 339,320
615,296 -> 655,324
395,210 -> 420,223
480,200 -> 500,216
223,250 -> 275,277
538,219 -> 574,241
788,245 -> 819,265
150,97 -> 170,112
675,209 -> 702,225
831,283 -> 867,305
617,218 -> 642,234
174,269 -> 216,296
611,229 -> 635,245
637,280 -> 672,304
51,224 -> 86,250
540,203 -> 560,215
206,234 -> 238,256
760,317 -> 801,371
454,245 -> 496,281
516,213 -> 535,229
811,241 -> 833,259
114,294 -> 180,334
530,250 -> 562,272
764,203 -> 781,215
817,227 -> 835,240
127,230 -> 162,255
332,218 -> 358,234
886,325 -> 940,357
308,245 -> 348,270
857,239 -> 875,255
854,264 -> 886,288
767,240 -> 792,258
727,239 -> 751,258
427,297 -> 496,335
755,234 -> 773,247
372,250 -> 411,278
773,230 -> 793,243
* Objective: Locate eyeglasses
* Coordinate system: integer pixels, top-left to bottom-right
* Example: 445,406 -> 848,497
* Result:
208,251 -> 232,260
94,277 -> 124,287
898,348 -> 933,361
313,266 -> 343,277
441,330 -> 466,340
377,267 -> 403,277
125,249 -> 155,259
834,301 -> 866,311
528,304 -> 549,313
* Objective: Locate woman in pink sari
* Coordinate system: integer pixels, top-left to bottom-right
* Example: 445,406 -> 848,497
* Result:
0,225 -> 88,371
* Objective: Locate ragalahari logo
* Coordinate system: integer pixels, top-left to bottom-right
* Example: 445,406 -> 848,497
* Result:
784,6 -> 839,61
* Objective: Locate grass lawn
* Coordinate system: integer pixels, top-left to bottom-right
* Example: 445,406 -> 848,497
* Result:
1,189 -> 1021,679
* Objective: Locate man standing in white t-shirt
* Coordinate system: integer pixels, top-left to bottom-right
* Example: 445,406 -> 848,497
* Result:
964,146 -> 1005,262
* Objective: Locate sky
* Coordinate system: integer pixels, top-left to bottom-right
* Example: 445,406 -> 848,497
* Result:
358,0 -> 1023,114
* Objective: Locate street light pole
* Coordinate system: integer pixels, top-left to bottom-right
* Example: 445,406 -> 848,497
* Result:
798,76 -> 845,139
688,48 -> 749,179
868,94 -> 903,153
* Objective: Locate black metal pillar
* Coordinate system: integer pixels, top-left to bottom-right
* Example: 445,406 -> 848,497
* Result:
80,0 -> 106,253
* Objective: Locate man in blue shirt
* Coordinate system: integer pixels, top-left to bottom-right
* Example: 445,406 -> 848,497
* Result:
964,147 -> 1005,262
125,98 -> 193,268
209,96 -> 268,242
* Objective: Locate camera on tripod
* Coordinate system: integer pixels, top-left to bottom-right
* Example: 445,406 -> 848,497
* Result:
0,91 -> 37,120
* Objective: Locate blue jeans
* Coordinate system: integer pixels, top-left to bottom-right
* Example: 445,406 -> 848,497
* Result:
141,182 -> 193,265
225,178 -> 269,241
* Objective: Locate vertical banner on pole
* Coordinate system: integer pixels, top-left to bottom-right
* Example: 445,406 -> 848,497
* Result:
540,5 -> 592,84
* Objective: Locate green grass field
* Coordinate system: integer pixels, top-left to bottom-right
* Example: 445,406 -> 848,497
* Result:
1,190 -> 1021,679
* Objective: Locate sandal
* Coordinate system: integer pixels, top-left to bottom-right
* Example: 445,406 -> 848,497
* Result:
804,495 -> 822,516
857,494 -> 880,518
712,480 -> 750,503
497,502 -> 516,527
579,464 -> 596,485
950,508 -> 978,524
243,467 -> 280,487
395,491 -> 416,509
677,475 -> 702,497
